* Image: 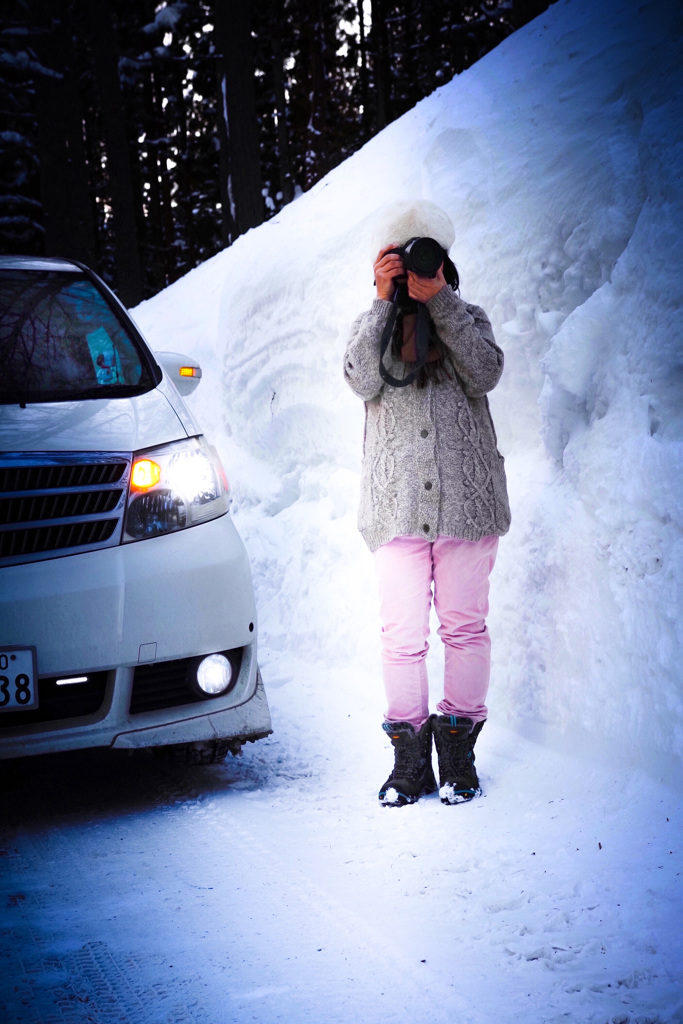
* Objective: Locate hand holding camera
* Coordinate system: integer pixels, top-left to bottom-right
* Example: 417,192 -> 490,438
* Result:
405,265 -> 446,304
374,237 -> 446,303
373,236 -> 448,389
374,245 -> 406,301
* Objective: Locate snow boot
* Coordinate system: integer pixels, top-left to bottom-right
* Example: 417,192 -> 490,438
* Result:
378,719 -> 437,807
431,715 -> 485,804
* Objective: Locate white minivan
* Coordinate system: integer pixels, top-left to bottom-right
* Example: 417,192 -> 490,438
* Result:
0,256 -> 271,763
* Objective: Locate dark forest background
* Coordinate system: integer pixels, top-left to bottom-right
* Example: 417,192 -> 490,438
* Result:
1,0 -> 552,305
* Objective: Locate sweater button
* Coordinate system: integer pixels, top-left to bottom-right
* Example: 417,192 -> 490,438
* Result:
420,429 -> 429,438
422,524 -> 430,533
424,481 -> 432,490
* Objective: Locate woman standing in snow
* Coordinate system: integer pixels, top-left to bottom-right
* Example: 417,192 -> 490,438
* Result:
343,200 -> 511,807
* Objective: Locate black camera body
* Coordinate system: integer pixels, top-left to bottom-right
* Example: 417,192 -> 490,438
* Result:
386,236 -> 445,278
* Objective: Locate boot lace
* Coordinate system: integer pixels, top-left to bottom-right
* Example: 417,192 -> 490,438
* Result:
392,738 -> 422,780
437,731 -> 474,780
389,730 -> 429,782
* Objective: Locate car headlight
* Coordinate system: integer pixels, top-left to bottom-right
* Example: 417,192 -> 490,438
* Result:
123,436 -> 229,541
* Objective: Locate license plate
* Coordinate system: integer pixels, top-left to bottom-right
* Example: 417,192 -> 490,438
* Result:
0,647 -> 38,711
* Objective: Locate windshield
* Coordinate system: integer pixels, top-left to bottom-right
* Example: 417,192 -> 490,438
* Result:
0,270 -> 157,404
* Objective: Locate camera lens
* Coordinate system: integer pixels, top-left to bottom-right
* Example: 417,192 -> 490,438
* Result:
404,237 -> 444,277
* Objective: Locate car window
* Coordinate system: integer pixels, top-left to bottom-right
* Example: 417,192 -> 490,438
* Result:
0,270 -> 156,404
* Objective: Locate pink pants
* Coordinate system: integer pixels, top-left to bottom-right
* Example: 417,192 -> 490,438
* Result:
373,535 -> 499,731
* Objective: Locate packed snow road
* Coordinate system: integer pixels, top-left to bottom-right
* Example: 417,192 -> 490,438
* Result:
1,661 -> 680,1024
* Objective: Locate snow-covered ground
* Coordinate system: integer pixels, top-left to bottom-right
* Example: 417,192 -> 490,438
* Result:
0,712 -> 680,1023
2,0 -> 681,1020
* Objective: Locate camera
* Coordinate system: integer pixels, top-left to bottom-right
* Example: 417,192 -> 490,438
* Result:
386,236 -> 445,278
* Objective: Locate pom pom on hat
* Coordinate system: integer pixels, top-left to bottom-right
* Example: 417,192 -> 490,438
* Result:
371,199 -> 455,254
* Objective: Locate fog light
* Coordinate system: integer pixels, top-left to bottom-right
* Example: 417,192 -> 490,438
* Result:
195,654 -> 233,696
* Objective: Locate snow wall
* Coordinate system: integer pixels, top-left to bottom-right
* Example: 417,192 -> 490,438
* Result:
134,0 -> 683,784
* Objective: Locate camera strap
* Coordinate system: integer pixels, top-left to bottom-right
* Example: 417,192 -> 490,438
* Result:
378,292 -> 431,388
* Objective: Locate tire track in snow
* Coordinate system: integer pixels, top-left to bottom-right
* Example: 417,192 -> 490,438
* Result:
0,823 -> 213,1024
201,801 -> 475,1024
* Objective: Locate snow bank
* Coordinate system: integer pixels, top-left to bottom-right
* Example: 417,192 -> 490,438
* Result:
134,0 -> 683,782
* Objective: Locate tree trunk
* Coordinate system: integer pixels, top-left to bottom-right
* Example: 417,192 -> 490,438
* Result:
32,0 -> 97,267
301,0 -> 329,188
81,0 -> 143,306
213,0 -> 263,242
270,0 -> 294,204
357,0 -> 370,140
370,0 -> 390,131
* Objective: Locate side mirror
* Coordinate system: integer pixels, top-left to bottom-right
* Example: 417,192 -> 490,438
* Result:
156,351 -> 203,397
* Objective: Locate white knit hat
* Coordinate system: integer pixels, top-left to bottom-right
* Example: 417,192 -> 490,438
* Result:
370,199 -> 455,255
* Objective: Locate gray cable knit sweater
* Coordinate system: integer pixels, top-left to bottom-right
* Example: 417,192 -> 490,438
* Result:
343,286 -> 511,552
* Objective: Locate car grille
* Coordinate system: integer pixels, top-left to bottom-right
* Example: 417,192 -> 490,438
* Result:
0,453 -> 130,565
0,671 -> 109,729
0,461 -> 125,492
130,649 -> 244,715
0,487 -> 122,524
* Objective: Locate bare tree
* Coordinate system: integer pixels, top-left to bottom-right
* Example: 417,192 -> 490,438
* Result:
81,0 -> 143,305
32,0 -> 97,267
214,0 -> 264,242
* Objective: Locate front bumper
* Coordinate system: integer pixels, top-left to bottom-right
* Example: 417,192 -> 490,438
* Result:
0,656 -> 271,759
0,515 -> 272,759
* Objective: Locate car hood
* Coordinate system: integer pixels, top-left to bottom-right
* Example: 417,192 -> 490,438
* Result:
0,385 -> 192,453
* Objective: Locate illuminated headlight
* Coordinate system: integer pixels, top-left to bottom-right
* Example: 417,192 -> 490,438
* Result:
193,654 -> 233,697
123,436 -> 229,541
